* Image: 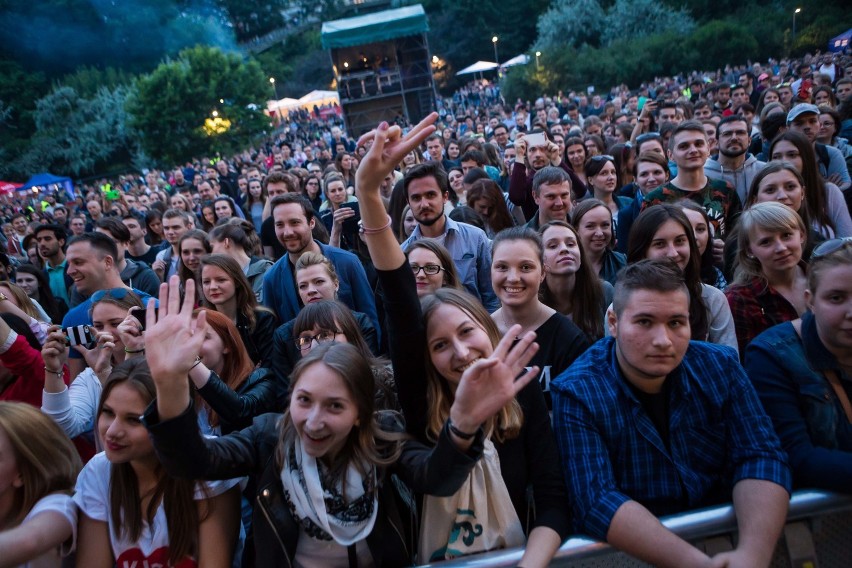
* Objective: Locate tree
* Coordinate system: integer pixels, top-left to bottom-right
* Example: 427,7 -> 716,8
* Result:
536,0 -> 605,51
127,46 -> 269,166
601,0 -> 695,46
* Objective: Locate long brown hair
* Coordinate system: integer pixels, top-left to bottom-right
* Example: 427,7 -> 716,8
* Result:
99,359 -> 202,565
277,343 -> 404,486
199,253 -> 261,330
0,402 -> 81,524
538,221 -> 606,339
420,288 -> 523,443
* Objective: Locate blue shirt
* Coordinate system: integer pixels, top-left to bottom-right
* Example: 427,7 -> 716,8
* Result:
551,337 -> 791,540
261,241 -> 380,337
402,215 -> 499,312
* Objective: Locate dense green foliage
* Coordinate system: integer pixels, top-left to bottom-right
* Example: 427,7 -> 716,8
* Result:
127,46 -> 270,166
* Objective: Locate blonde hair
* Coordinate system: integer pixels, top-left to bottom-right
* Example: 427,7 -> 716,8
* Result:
734,202 -> 807,285
0,402 -> 82,524
0,282 -> 42,321
294,252 -> 340,289
420,288 -> 523,443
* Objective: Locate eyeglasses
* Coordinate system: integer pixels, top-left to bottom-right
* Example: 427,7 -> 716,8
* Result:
410,263 -> 444,275
91,288 -> 132,303
294,330 -> 340,350
811,237 -> 852,259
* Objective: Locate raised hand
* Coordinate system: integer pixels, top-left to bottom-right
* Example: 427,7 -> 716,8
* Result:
449,325 -> 540,435
41,325 -> 69,373
75,331 -> 117,381
116,309 -> 145,357
355,112 -> 438,196
145,275 -> 207,383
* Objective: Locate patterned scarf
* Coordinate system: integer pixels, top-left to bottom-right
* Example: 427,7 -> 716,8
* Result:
280,437 -> 378,546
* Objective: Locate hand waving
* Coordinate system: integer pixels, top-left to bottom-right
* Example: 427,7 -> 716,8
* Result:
145,275 -> 207,383
355,112 -> 438,196
449,325 -> 540,434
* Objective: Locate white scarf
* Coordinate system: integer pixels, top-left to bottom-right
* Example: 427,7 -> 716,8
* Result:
280,437 -> 378,546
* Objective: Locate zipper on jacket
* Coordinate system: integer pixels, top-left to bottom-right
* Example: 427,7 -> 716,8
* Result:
257,490 -> 293,568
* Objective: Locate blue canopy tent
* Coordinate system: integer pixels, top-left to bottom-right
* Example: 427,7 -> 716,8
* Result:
828,28 -> 851,53
18,173 -> 75,200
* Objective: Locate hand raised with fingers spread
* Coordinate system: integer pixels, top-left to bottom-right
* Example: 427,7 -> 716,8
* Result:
355,112 -> 439,196
144,275 -> 208,384
449,325 -> 540,434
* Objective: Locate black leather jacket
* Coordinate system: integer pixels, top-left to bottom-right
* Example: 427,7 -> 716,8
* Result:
196,366 -> 282,434
144,402 -> 488,567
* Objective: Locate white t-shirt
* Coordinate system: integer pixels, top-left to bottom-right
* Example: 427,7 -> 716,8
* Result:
73,453 -> 240,567
16,493 -> 77,568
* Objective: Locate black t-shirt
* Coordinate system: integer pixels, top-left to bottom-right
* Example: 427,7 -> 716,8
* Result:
528,312 -> 591,408
260,216 -> 285,261
627,378 -> 672,448
126,242 -> 166,268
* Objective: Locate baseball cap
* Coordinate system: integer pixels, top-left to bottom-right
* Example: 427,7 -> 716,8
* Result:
786,103 -> 819,124
758,73 -> 769,81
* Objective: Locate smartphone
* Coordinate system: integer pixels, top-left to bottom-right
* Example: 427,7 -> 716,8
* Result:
524,132 -> 547,149
132,308 -> 157,331
339,202 -> 361,235
64,325 -> 97,348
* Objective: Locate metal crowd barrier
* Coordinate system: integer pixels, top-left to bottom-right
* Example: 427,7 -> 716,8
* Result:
418,490 -> 852,567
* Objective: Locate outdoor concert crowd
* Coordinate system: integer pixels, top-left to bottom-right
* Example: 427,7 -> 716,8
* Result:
0,49 -> 851,568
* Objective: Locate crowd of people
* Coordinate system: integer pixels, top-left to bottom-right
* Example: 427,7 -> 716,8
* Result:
0,49 -> 851,567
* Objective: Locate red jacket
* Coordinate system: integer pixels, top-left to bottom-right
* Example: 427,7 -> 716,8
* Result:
0,334 -> 70,406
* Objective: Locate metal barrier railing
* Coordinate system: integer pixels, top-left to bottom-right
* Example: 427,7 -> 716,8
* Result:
417,490 -> 852,567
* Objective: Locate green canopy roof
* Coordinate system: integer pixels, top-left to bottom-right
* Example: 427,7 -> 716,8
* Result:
321,4 -> 428,49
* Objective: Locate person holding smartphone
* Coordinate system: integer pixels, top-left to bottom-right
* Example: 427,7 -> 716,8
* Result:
319,173 -> 361,251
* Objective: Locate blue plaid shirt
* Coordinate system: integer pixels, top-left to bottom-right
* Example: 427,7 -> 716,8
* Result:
551,337 -> 791,541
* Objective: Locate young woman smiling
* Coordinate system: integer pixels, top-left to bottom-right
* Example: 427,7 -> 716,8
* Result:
490,227 -> 590,405
628,204 -> 738,352
407,239 -> 461,298
143,278 -> 533,566
585,155 -> 632,232
726,202 -> 810,355
572,198 -> 627,285
354,114 -> 572,566
199,254 -> 276,368
74,359 -> 241,568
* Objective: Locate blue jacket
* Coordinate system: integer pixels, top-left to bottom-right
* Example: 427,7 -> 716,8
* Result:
744,312 -> 852,491
261,241 -> 380,337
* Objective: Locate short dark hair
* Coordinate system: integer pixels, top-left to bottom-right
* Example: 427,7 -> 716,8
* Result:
34,223 -> 67,243
66,232 -> 120,263
612,259 -> 689,316
269,193 -> 314,221
95,217 -> 131,243
404,162 -> 449,199
263,171 -> 297,193
716,114 -> 750,138
531,166 -> 571,196
669,120 -> 706,150
459,149 -> 486,166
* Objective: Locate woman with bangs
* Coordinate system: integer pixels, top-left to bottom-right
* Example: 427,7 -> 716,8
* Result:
627,204 -> 737,352
465,178 -> 516,238
725,202 -> 810,355
353,114 -> 572,566
41,289 -> 145,448
74,359 -> 242,568
539,220 -> 612,341
0,402 -> 81,567
199,254 -> 276,368
178,230 -> 212,299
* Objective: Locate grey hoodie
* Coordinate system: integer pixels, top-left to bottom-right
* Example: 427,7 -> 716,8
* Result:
704,154 -> 766,204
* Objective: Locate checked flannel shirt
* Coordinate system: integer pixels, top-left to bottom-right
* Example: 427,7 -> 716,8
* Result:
551,337 -> 791,541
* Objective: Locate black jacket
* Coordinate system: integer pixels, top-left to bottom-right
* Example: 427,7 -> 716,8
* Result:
144,403 -> 491,567
196,366 -> 282,434
236,309 -> 278,368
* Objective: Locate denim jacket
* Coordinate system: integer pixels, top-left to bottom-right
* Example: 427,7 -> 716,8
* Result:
744,312 -> 852,491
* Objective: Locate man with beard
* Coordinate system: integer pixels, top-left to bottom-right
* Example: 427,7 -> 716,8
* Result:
34,224 -> 71,305
401,162 -> 499,312
704,115 -> 766,203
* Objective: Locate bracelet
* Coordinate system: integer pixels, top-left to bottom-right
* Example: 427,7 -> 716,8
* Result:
447,417 -> 477,440
189,356 -> 203,371
360,214 -> 392,235
44,366 -> 63,377
124,347 -> 145,354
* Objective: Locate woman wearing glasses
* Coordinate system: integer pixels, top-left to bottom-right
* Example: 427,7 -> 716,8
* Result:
271,252 -> 379,383
744,238 -> 852,491
407,239 -> 461,298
